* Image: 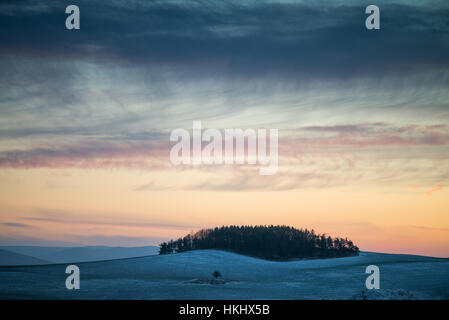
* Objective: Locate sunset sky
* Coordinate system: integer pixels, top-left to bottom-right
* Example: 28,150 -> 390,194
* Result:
1,0 -> 449,257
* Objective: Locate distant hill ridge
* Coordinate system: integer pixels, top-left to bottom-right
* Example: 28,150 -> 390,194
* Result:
0,249 -> 51,266
159,225 -> 359,260
0,245 -> 159,266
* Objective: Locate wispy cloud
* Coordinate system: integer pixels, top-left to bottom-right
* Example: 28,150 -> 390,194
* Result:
0,139 -> 170,169
297,123 -> 449,147
410,225 -> 449,232
1,123 -> 448,170
20,208 -> 202,231
425,185 -> 444,196
1,222 -> 33,228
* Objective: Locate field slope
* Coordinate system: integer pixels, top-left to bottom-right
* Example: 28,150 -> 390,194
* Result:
0,250 -> 448,299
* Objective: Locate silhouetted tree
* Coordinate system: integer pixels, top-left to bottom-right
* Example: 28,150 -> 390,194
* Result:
159,242 -> 172,255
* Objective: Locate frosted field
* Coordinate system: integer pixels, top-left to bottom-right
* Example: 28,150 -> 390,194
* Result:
0,250 -> 448,299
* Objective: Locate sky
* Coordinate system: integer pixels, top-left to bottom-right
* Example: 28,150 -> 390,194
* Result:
0,0 -> 449,257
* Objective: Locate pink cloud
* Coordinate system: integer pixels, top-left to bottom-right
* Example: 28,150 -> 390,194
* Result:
426,185 -> 444,196
0,123 -> 448,171
281,123 -> 449,157
0,140 -> 171,169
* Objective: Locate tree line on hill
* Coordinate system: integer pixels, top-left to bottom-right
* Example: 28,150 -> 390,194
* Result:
159,225 -> 359,260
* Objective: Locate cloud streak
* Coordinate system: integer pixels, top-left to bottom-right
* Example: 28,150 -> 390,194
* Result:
426,185 -> 444,197
0,139 -> 170,169
0,123 -> 448,173
1,222 -> 33,228
20,208 -> 202,231
284,123 -> 449,152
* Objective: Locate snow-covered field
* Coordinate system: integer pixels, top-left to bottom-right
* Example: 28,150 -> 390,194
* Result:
0,250 -> 448,299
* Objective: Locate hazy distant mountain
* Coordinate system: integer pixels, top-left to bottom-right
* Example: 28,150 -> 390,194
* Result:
0,246 -> 159,264
0,249 -> 51,266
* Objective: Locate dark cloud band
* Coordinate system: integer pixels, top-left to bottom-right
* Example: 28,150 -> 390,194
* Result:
1,0 -> 448,79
